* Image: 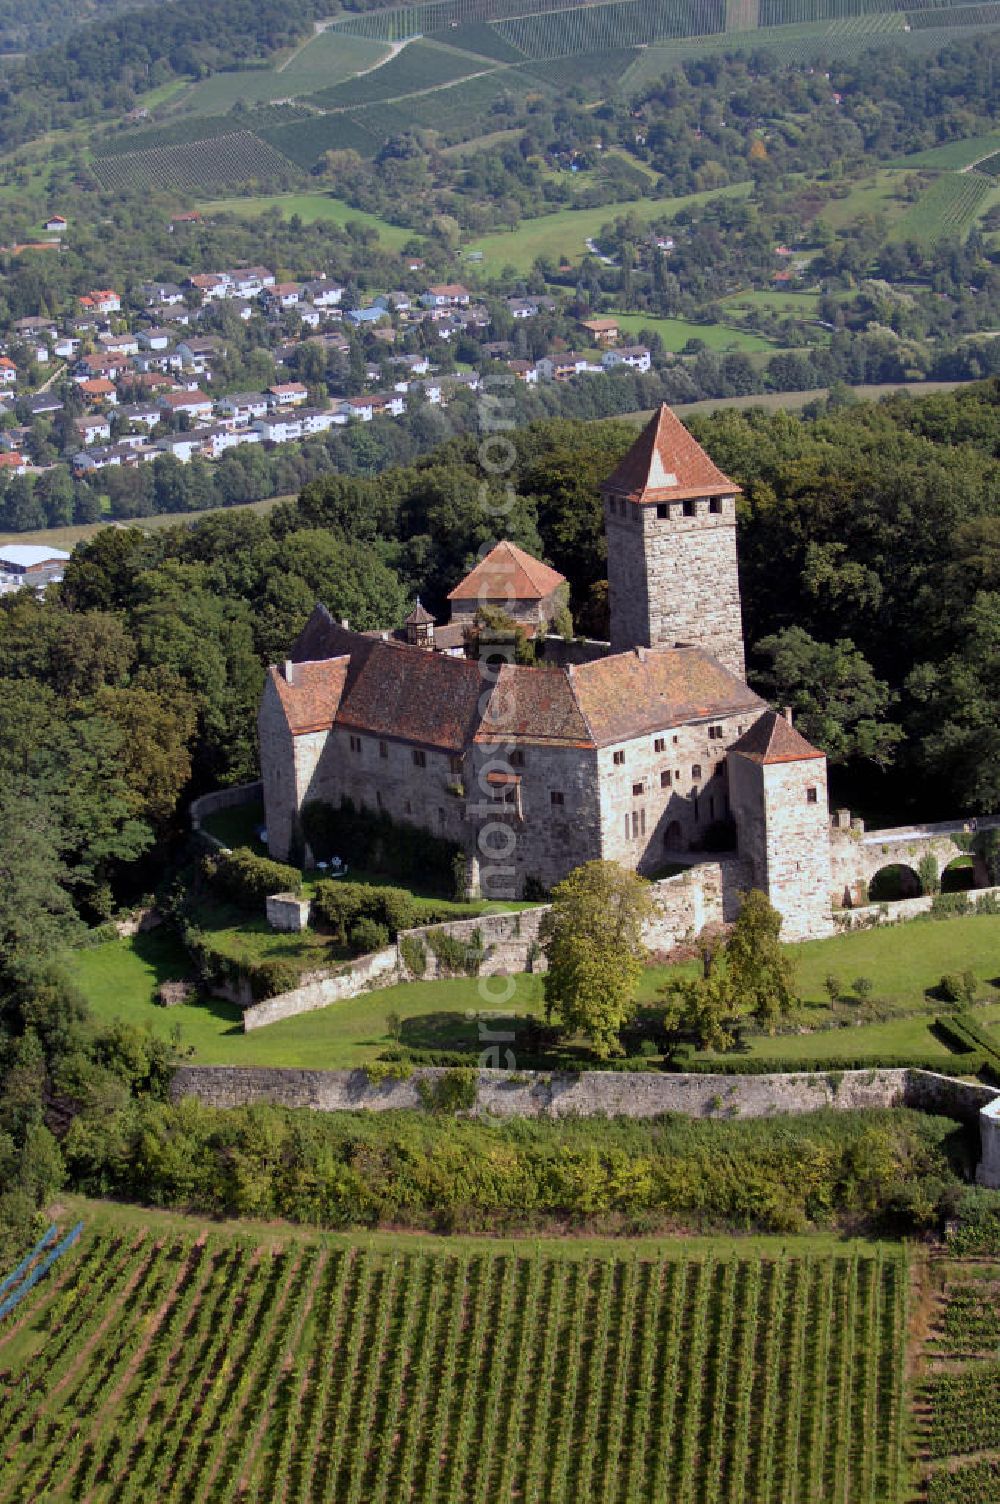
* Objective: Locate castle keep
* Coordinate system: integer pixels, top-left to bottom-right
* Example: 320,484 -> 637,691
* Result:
259,404 -> 835,940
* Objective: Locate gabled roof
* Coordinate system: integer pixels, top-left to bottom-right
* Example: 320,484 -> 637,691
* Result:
568,646 -> 763,746
276,609 -> 764,752
289,607 -> 484,751
729,710 -> 825,764
447,541 -> 566,604
405,600 -> 434,626
267,658 -> 349,734
601,402 -> 739,505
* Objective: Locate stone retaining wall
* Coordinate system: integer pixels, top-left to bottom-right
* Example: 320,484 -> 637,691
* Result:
834,885 -> 1000,930
241,946 -> 399,1030
189,781 -> 263,850
172,1063 -> 995,1124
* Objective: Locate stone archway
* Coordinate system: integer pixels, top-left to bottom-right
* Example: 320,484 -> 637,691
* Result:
867,864 -> 922,902
942,855 -> 977,893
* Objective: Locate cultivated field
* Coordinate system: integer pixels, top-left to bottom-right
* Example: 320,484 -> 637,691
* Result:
0,1217 -> 909,1503
197,191 -> 412,247
89,132 -> 295,193
175,32 -> 392,116
916,1260 -> 1000,1502
887,170 -> 997,247
892,131 -> 1000,169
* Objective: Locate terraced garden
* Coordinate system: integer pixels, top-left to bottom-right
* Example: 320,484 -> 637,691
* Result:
90,132 -> 296,193
916,1262 -> 1000,1502
0,1218 -> 910,1504
887,170 -> 996,247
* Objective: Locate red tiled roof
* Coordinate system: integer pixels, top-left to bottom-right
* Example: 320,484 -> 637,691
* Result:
601,402 -> 739,505
570,646 -> 763,747
477,665 -> 594,748
277,608 -> 763,752
290,608 -> 484,751
447,541 -> 566,604
269,658 -> 349,734
729,710 -> 825,764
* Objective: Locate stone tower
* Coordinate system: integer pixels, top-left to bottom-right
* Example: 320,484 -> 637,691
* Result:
727,709 -> 834,941
601,404 -> 745,677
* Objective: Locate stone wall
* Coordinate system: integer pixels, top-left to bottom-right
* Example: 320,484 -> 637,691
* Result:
189,781 -> 263,847
172,1063 -> 996,1126
241,946 -> 399,1030
833,888 -> 1000,929
977,1097 -> 1000,1187
399,908 -> 548,980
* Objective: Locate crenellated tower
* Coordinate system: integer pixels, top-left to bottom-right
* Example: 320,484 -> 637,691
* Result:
601,403 -> 746,678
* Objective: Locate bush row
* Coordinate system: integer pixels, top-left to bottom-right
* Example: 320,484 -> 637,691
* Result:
63,1097 -> 968,1236
207,847 -> 301,911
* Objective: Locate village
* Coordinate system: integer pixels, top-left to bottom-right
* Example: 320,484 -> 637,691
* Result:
0,243 -> 653,485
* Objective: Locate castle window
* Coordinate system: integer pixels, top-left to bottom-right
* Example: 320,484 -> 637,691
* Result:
349,735 -> 362,754
683,500 -> 696,518
709,498 -> 722,515
625,813 -> 630,839
672,735 -> 679,744
654,737 -> 666,753
656,503 -> 669,520
450,755 -> 463,775
412,749 -> 427,768
715,761 -> 726,779
632,781 -> 644,797
708,725 -> 723,740
807,787 -> 818,804
661,770 -> 672,788
693,795 -> 700,821
509,749 -> 525,768
551,791 -> 564,806
640,808 -> 646,836
631,810 -> 640,839
692,764 -> 702,781
613,749 -> 625,766
379,740 -> 388,759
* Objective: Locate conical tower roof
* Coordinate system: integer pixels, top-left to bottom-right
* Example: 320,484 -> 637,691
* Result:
601,402 -> 739,504
730,709 -> 825,765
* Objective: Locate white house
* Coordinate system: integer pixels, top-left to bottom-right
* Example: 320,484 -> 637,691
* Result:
0,357 -> 17,387
267,383 -> 308,409
421,283 -> 470,308
303,280 -> 343,308
254,414 -> 304,444
602,346 -> 651,373
218,392 -> 271,425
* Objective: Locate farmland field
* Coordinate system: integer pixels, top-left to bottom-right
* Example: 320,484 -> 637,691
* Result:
916,1261 -> 1000,1501
886,170 -> 996,246
89,132 -> 295,193
493,0 -> 726,57
175,33 -> 393,116
890,131 -> 1000,169
305,39 -> 489,110
0,1213 -> 910,1504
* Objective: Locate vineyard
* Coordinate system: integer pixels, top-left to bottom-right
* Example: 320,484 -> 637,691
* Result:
916,1264 -> 1000,1503
887,170 -> 995,247
305,40 -> 489,110
90,133 -> 296,193
0,1222 -> 910,1504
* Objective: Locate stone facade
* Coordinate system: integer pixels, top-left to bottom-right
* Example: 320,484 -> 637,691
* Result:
730,745 -> 834,941
604,493 -> 745,677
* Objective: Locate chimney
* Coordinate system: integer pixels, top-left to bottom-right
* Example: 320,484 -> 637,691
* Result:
284,660 -> 294,684
340,618 -> 350,630
634,645 -> 646,661
783,705 -> 793,725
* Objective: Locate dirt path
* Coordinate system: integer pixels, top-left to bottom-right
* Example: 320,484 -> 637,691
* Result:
276,17 -> 336,74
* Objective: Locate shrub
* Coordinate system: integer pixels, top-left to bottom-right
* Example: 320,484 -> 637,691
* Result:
426,926 -> 484,976
851,976 -> 874,1002
249,957 -> 303,1001
301,797 -> 462,894
917,853 -> 941,895
209,848 -> 301,910
940,970 -> 979,1006
399,935 -> 427,977
350,918 -> 391,953
824,973 -> 842,1003
312,880 -> 416,943
417,1067 -> 478,1113
931,891 -> 971,918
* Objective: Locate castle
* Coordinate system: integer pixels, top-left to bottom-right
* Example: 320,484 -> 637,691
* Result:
259,404 -> 836,941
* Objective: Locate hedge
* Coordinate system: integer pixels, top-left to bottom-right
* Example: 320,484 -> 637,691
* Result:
208,847 -> 301,911
182,925 -> 306,1002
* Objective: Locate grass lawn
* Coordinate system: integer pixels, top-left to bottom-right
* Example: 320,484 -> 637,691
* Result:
467,181 -> 752,273
610,311 -> 776,353
198,192 -> 412,250
720,290 -> 822,317
68,911 -> 1000,1071
816,170 -> 912,232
